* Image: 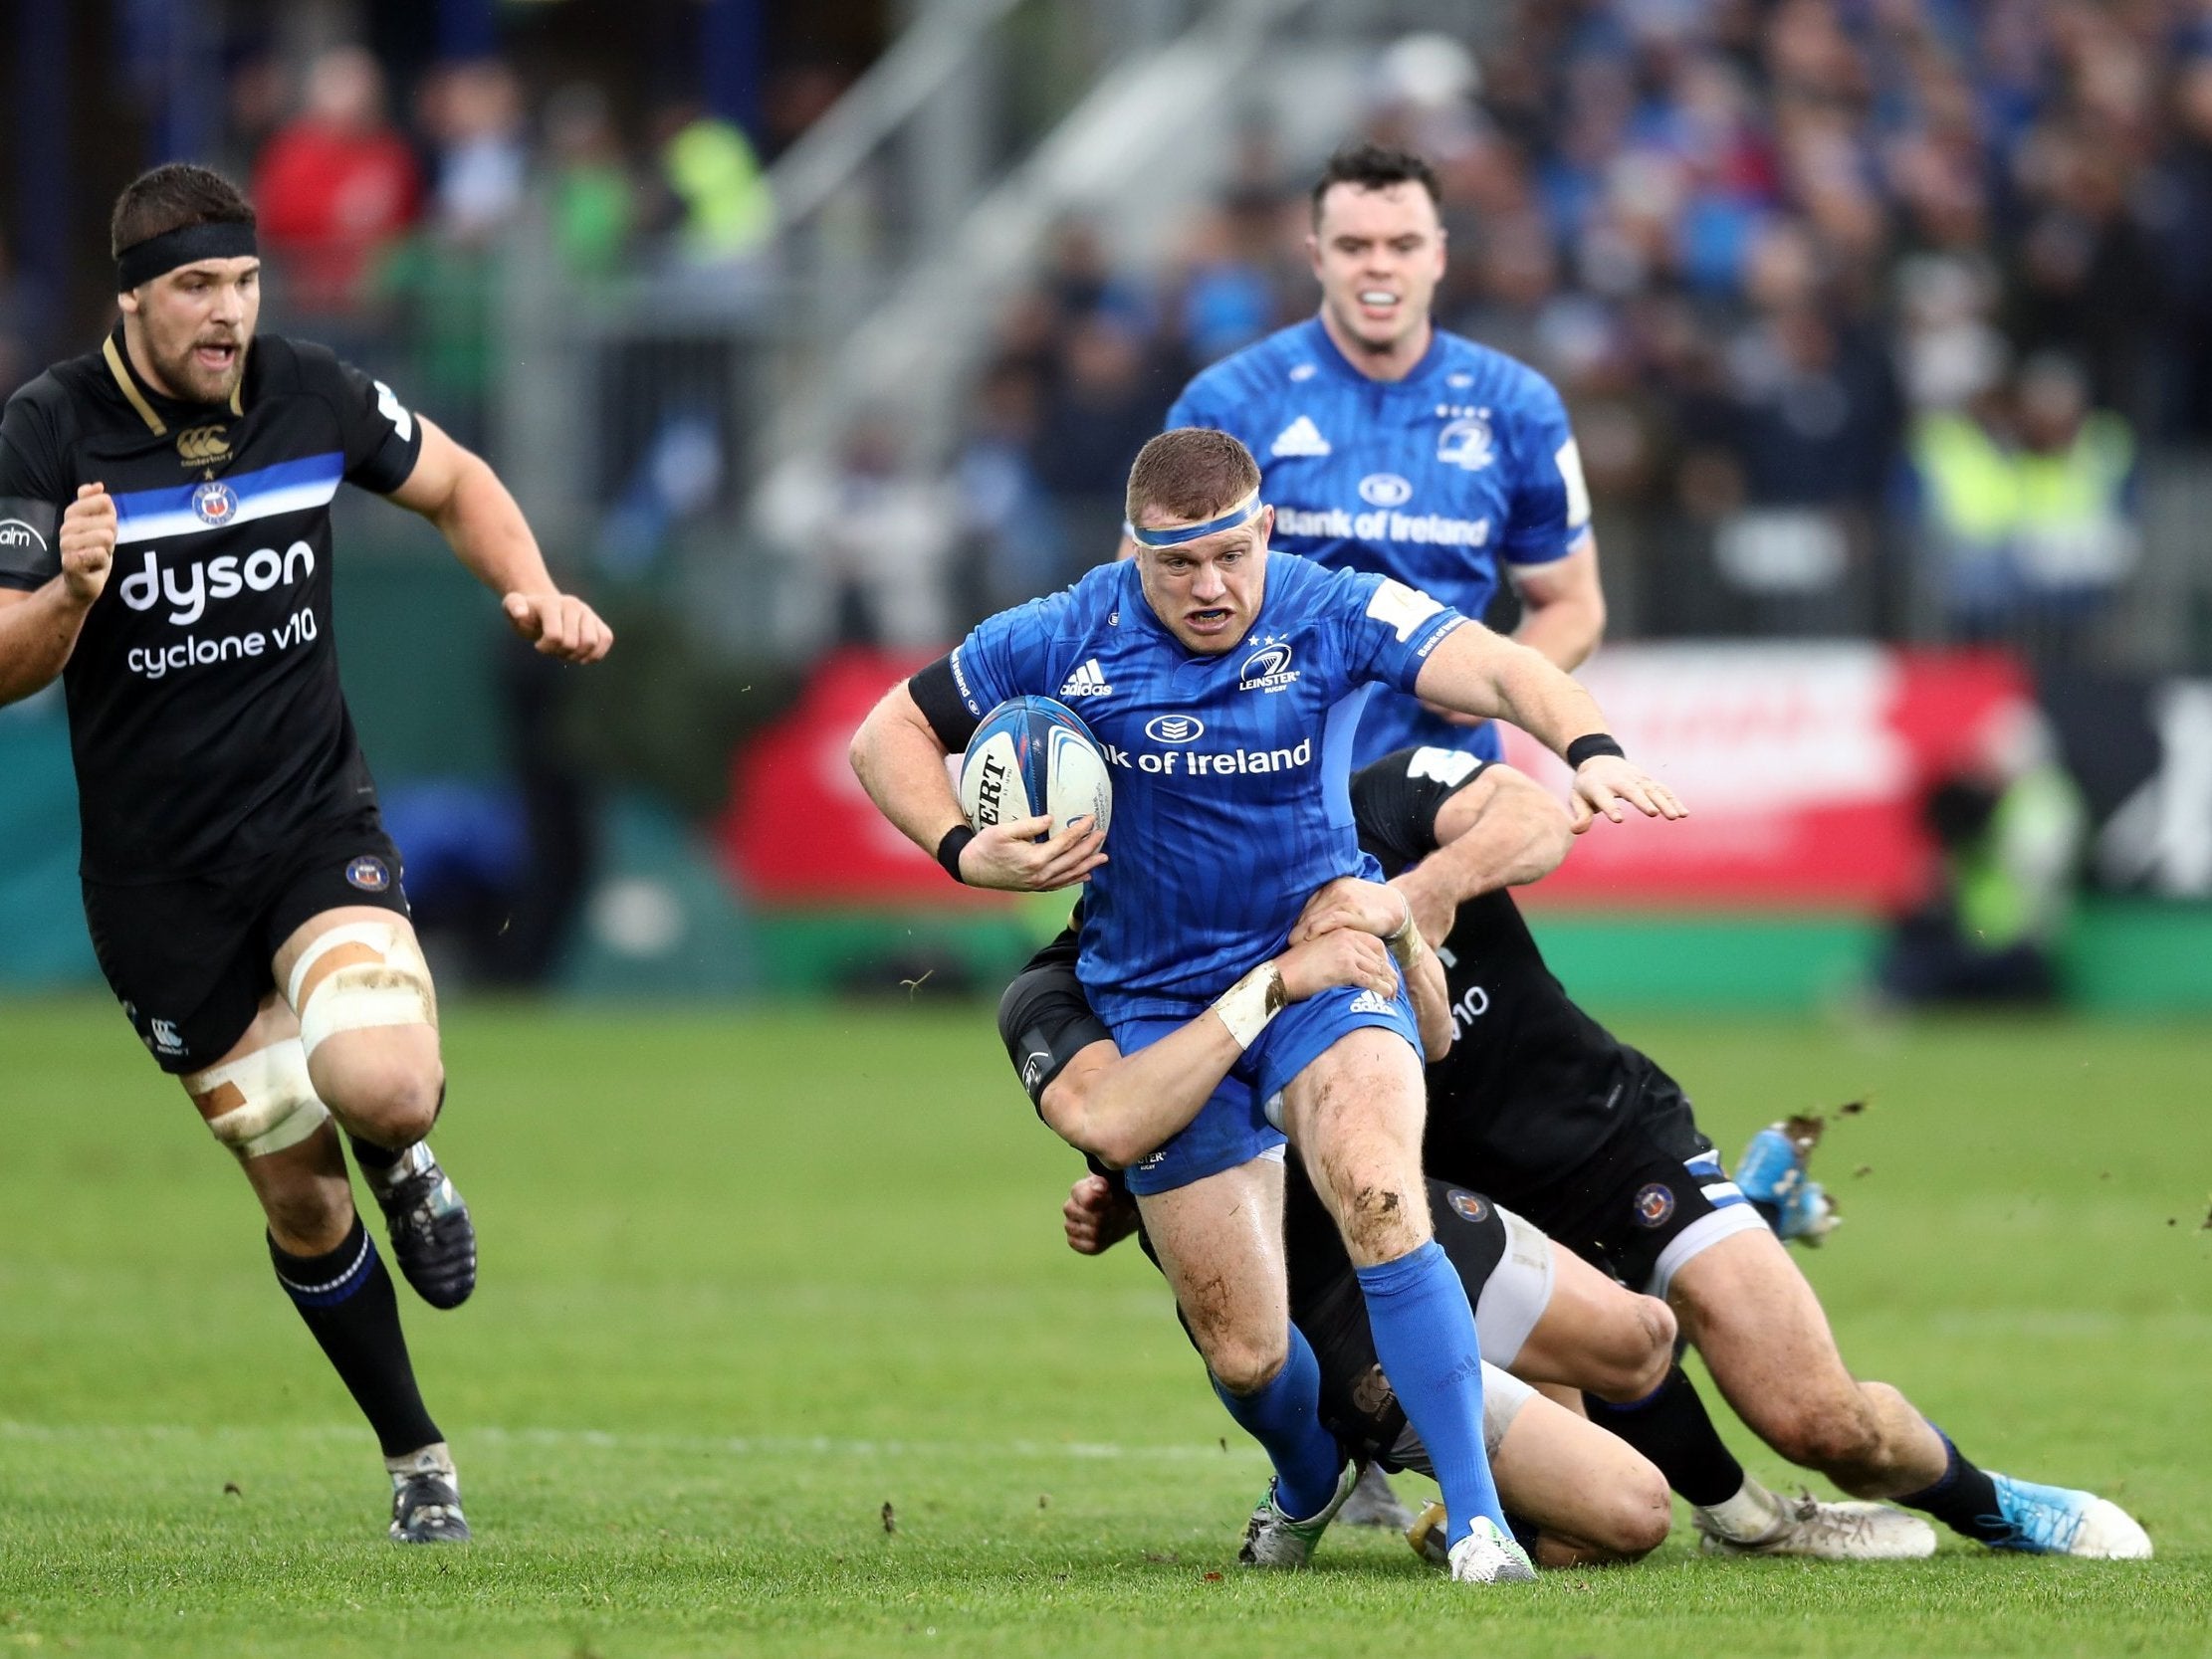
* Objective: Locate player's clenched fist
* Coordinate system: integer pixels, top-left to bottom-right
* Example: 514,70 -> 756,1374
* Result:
1569,753 -> 1687,834
960,813 -> 1107,892
1062,1173 -> 1138,1255
501,591 -> 614,663
59,483 -> 116,606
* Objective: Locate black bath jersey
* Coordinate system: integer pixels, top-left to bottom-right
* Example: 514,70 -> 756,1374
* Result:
1350,746 -> 1659,1196
0,326 -> 422,882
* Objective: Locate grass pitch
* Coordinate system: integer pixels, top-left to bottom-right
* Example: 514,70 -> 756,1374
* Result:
1,996 -> 2207,1657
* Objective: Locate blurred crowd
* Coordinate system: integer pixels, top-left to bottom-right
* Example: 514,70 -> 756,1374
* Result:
0,38 -> 797,452
891,0 -> 2212,663
6,4 -> 2212,667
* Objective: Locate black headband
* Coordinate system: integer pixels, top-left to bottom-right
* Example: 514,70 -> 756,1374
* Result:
115,220 -> 259,292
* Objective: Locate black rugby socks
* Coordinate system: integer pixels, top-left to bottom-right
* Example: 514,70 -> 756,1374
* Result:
1896,1429 -> 2012,1545
347,1134 -> 402,1174
270,1216 -> 442,1458
1585,1364 -> 1746,1507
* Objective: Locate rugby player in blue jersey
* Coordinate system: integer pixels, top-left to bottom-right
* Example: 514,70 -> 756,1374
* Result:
851,427 -> 1683,1583
1163,141 -> 1604,769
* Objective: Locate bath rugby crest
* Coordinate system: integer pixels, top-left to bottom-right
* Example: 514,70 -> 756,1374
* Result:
0,326 -> 424,880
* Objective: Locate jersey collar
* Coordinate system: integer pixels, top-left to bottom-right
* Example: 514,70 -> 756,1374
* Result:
101,322 -> 248,436
1299,313 -> 1447,390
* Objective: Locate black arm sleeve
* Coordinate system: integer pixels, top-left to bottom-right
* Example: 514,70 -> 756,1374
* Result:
995,930 -> 1110,1115
299,341 -> 424,493
909,653 -> 982,752
0,388 -> 70,591
1351,747 -> 1492,877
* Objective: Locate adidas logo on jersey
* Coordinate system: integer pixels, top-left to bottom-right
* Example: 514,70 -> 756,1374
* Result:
1347,989 -> 1397,1015
1270,415 -> 1331,458
1059,658 -> 1112,698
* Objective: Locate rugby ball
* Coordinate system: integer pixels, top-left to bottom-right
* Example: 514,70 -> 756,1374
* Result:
960,696 -> 1113,839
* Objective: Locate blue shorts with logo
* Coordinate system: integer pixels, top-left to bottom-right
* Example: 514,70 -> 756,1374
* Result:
1115,976 -> 1422,1197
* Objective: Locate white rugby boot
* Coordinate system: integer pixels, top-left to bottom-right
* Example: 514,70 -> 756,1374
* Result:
1236,1460 -> 1361,1568
1447,1515 -> 1539,1583
1696,1481 -> 1935,1559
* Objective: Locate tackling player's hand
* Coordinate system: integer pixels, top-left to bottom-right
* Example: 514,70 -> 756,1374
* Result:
960,814 -> 1106,892
58,484 -> 115,607
1273,929 -> 1397,1003
1290,876 -> 1410,945
1063,1173 -> 1138,1255
1568,753 -> 1686,834
1390,871 -> 1456,953
502,591 -> 614,663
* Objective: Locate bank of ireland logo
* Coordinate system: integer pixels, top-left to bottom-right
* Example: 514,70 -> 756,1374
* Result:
1633,1182 -> 1676,1229
1237,638 -> 1299,693
191,480 -> 239,526
1358,472 -> 1413,508
1145,714 -> 1204,743
1438,411 -> 1495,472
345,855 -> 392,893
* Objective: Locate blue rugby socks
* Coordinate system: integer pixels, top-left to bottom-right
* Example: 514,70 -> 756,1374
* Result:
1357,1240 -> 1506,1544
271,1215 -> 442,1458
1210,1323 -> 1344,1521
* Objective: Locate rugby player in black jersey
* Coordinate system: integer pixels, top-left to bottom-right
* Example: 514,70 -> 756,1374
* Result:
1002,922 -> 1679,1567
1346,744 -> 2146,1559
1003,747 -> 2150,1562
0,165 -> 612,1544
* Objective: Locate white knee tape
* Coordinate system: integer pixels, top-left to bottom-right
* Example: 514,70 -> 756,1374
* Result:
186,1040 -> 330,1159
287,922 -> 438,1060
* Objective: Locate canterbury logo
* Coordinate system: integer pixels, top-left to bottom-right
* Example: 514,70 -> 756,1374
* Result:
1058,658 -> 1112,698
176,425 -> 231,465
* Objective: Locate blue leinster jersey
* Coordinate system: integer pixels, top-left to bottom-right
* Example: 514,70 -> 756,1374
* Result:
1166,317 -> 1592,767
946,551 -> 1465,1023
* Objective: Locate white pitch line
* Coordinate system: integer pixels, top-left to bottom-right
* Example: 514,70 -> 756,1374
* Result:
0,1420 -> 1260,1465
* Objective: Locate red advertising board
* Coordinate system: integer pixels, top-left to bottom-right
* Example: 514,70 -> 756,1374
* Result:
720,648 -> 1013,905
1498,644 -> 2033,910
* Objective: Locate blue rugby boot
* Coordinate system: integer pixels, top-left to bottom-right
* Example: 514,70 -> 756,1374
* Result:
1735,1119 -> 1840,1246
1985,1475 -> 2151,1558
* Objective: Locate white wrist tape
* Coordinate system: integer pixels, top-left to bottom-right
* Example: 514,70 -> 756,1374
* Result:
1386,887 -> 1425,969
1212,962 -> 1287,1051
287,922 -> 438,1059
185,1039 -> 330,1160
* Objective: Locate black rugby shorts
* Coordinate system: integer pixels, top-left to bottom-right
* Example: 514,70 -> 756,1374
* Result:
82,811 -> 411,1075
1517,1064 -> 1763,1297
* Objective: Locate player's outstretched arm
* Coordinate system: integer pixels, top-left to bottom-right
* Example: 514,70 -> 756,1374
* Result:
387,418 -> 612,664
0,484 -> 113,707
1395,765 -> 1575,946
849,680 -> 1106,891
1039,930 -> 1400,1169
1412,623 -> 1685,834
